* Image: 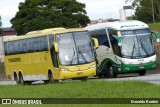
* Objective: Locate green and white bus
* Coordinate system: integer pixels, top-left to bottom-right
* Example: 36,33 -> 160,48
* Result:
86,20 -> 160,77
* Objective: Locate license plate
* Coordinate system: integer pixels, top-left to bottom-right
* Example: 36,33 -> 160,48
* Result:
77,72 -> 83,75
139,66 -> 144,69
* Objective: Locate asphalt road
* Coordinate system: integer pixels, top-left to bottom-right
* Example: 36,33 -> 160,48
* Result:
107,73 -> 160,85
0,69 -> 160,85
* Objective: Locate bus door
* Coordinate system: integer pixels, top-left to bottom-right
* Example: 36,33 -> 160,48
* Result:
49,35 -> 59,80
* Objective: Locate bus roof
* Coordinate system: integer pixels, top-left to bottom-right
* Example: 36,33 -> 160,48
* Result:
4,28 -> 86,42
85,20 -> 149,31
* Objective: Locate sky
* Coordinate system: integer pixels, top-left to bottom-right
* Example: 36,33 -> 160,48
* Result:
0,0 -> 131,27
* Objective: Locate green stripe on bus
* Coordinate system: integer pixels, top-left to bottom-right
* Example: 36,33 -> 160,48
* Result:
121,60 -> 157,73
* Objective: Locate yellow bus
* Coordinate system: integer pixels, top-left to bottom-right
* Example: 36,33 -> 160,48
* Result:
4,28 -> 98,84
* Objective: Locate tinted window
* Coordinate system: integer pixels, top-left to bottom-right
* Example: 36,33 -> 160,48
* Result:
20,39 -> 27,53
8,42 -> 14,55
33,37 -> 41,52
90,29 -> 109,47
14,40 -> 20,54
27,38 -> 34,52
4,42 -> 8,55
5,36 -> 49,55
40,36 -> 48,51
110,35 -> 121,56
49,35 -> 54,49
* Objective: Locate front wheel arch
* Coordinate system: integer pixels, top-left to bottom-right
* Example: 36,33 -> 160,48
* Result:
106,62 -> 117,78
13,72 -> 18,83
48,70 -> 53,83
18,72 -> 25,85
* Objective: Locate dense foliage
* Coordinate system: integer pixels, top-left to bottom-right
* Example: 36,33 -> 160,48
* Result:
126,0 -> 160,22
11,0 -> 90,35
0,16 -> 2,35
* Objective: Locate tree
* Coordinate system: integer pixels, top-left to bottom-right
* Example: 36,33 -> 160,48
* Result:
0,16 -> 2,35
11,0 -> 90,35
125,0 -> 160,22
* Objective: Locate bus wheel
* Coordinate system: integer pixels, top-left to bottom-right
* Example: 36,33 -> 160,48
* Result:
81,77 -> 87,82
26,81 -> 32,85
48,71 -> 53,83
14,72 -> 18,84
98,73 -> 102,78
107,64 -> 117,78
138,70 -> 146,76
19,73 -> 25,85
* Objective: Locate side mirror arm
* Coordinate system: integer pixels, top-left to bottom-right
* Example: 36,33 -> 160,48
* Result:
53,42 -> 59,52
112,35 -> 122,46
91,38 -> 99,49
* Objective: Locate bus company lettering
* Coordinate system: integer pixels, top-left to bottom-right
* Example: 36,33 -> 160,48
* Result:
8,58 -> 21,63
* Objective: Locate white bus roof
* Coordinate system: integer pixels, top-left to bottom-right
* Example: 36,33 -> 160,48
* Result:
86,20 -> 149,31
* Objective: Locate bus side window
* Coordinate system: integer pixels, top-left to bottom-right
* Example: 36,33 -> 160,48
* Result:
4,42 -> 8,55
33,37 -> 41,52
20,39 -> 27,54
49,35 -> 54,49
8,41 -> 14,55
110,35 -> 121,57
14,40 -> 20,54
90,29 -> 109,48
27,38 -> 34,53
40,36 -> 48,51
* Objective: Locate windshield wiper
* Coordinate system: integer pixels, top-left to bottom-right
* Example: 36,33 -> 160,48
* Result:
140,39 -> 149,57
69,48 -> 76,65
131,41 -> 135,59
78,46 -> 88,63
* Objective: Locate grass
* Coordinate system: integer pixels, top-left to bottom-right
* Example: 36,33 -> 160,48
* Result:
0,81 -> 160,107
0,81 -> 159,98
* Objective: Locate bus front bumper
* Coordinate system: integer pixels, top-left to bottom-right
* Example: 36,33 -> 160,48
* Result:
121,61 -> 157,73
59,67 -> 96,80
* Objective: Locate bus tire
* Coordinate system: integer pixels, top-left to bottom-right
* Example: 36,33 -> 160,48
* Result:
98,73 -> 102,78
81,77 -> 87,82
138,70 -> 146,76
48,71 -> 53,83
26,81 -> 32,85
107,64 -> 117,78
13,72 -> 18,84
19,73 -> 25,85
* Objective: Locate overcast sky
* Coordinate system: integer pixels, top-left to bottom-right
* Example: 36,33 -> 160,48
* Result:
0,0 -> 131,27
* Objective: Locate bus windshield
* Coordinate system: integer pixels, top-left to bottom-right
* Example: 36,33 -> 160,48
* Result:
56,31 -> 94,66
121,29 -> 155,59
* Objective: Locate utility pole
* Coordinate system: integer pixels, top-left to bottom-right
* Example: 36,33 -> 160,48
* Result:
151,0 -> 155,23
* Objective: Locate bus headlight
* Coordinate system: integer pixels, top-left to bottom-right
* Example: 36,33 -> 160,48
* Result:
89,64 -> 96,69
60,68 -> 70,71
121,59 -> 130,64
150,56 -> 156,62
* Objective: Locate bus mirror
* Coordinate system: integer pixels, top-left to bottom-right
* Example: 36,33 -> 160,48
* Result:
118,42 -> 122,46
152,32 -> 160,42
113,35 -> 122,46
53,42 -> 59,52
92,38 -> 99,49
